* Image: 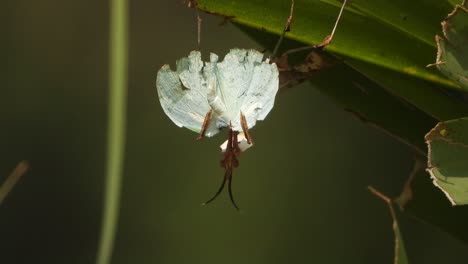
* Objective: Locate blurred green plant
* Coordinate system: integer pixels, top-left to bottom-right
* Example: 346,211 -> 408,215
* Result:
96,0 -> 128,263
430,0 -> 468,91
0,161 -> 28,206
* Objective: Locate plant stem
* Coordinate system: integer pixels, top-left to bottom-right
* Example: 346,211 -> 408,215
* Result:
0,161 -> 29,205
96,0 -> 128,263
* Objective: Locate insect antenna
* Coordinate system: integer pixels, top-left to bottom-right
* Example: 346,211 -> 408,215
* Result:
202,170 -> 228,206
202,128 -> 241,210
228,176 -> 240,211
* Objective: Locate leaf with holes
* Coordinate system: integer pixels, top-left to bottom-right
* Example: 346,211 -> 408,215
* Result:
431,0 -> 468,91
426,117 -> 468,205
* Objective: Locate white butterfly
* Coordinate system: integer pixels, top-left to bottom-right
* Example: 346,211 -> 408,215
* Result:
156,48 -> 279,209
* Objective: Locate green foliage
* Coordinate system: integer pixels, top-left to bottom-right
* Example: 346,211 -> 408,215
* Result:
432,0 -> 468,91
426,117 -> 468,205
197,0 -> 456,87
424,1 -> 468,208
197,0 -> 468,146
345,58 -> 468,121
305,58 -> 436,155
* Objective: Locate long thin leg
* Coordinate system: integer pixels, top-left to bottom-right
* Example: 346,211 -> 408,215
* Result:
279,0 -> 348,58
272,0 -> 295,58
315,0 -> 348,48
197,109 -> 212,140
240,112 -> 252,145
196,11 -> 202,46
187,0 -> 202,47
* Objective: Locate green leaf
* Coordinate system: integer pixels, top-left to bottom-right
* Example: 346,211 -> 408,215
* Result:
197,0 -> 457,89
402,169 -> 468,244
448,0 -> 461,6
344,58 -> 468,121
333,0 -> 449,47
426,117 -> 468,205
432,0 -> 468,91
308,61 -> 436,155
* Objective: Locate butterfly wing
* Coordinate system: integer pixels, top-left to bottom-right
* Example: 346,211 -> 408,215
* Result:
206,49 -> 249,130
211,49 -> 277,130
157,49 -> 278,134
157,51 -> 220,137
214,49 -> 278,130
239,49 -> 279,129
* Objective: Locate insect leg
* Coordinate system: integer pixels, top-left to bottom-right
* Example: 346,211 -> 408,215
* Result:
187,0 -> 202,46
197,109 -> 213,140
280,0 -> 348,57
272,0 -> 295,58
240,112 -> 253,145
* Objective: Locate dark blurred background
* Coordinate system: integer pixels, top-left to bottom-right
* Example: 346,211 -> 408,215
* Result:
2,0 -> 468,263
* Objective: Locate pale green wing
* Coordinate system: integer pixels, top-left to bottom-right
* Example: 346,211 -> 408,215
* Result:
204,53 -> 230,130
156,51 -> 220,137
209,49 -> 252,130
210,49 -> 279,130
239,50 -> 279,129
157,49 -> 278,134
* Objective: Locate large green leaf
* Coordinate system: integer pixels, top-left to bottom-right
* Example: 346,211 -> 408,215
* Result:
419,1 -> 468,209
426,117 -> 468,205
197,0 -> 468,132
308,61 -> 436,155
432,0 -> 468,91
197,0 -> 457,88
344,58 -> 468,121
